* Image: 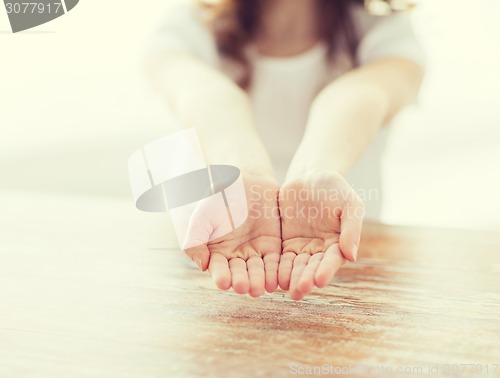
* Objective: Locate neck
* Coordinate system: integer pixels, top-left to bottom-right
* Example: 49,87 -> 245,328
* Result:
257,0 -> 320,46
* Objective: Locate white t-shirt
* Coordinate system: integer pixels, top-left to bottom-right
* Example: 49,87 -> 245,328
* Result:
146,1 -> 424,220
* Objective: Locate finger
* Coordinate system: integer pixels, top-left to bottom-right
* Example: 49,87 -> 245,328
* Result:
263,253 -> 280,293
314,244 -> 345,288
229,258 -> 250,294
278,252 -> 296,291
183,202 -> 214,251
184,244 -> 210,271
208,253 -> 231,290
339,198 -> 365,262
289,253 -> 310,300
297,253 -> 324,295
247,257 -> 265,298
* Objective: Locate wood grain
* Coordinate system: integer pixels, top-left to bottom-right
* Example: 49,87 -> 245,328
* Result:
1,191 -> 499,378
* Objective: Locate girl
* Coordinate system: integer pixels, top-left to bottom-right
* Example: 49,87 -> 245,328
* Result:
145,0 -> 424,300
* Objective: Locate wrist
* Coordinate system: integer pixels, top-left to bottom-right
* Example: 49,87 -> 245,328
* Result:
200,131 -> 276,180
239,165 -> 278,183
284,167 -> 343,185
286,130 -> 354,181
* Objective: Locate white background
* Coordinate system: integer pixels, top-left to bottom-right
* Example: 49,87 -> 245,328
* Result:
1,0 -> 499,230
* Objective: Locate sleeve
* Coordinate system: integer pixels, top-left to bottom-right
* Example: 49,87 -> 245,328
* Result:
144,1 -> 219,66
353,7 -> 425,69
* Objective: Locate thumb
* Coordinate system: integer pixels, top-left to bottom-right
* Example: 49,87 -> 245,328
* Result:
180,200 -> 214,270
181,194 -> 232,271
184,245 -> 210,272
339,199 -> 364,262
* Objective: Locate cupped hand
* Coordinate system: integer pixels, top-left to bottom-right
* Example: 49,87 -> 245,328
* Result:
184,174 -> 282,297
278,171 -> 365,300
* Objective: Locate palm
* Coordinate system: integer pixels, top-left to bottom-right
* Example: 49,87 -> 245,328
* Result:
185,176 -> 281,297
279,172 -> 364,300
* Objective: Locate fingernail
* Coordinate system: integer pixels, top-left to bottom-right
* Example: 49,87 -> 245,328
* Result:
352,245 -> 358,262
194,256 -> 202,270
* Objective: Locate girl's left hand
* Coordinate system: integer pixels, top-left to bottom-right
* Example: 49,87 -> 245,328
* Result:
278,171 -> 365,300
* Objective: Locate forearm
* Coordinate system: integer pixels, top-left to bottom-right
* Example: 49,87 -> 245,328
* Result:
287,79 -> 388,179
176,83 -> 274,177
148,52 -> 275,179
286,57 -> 423,180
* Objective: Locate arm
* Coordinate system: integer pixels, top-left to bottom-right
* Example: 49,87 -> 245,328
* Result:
278,57 -> 424,299
147,52 -> 282,296
286,57 -> 424,179
146,51 -> 275,178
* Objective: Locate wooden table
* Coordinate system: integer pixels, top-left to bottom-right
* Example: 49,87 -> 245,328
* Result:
1,191 -> 499,378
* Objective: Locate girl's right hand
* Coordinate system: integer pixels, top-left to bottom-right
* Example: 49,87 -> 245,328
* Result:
184,174 -> 282,297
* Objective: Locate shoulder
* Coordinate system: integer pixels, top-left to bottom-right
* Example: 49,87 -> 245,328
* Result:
349,4 -> 425,68
156,0 -> 211,39
349,3 -> 415,37
146,0 -> 218,65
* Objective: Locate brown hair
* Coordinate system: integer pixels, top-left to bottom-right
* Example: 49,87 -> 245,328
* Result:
198,0 -> 363,88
